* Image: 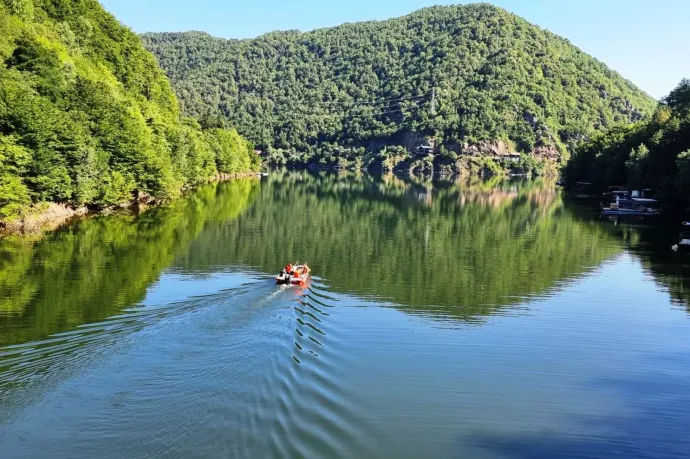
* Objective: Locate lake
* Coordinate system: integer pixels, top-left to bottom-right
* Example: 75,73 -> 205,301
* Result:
1,172 -> 689,459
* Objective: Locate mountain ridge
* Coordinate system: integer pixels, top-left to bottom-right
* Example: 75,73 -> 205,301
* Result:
142,3 -> 654,170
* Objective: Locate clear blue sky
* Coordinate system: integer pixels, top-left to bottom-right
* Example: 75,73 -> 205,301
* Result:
100,0 -> 689,99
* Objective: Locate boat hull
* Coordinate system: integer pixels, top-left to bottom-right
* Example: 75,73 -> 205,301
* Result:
275,274 -> 310,285
601,208 -> 659,217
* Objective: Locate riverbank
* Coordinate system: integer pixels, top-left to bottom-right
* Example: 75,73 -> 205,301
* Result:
0,171 -> 261,236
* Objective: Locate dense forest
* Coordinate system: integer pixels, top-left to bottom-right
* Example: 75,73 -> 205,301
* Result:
565,78 -> 690,208
0,0 -> 259,224
142,4 -> 655,170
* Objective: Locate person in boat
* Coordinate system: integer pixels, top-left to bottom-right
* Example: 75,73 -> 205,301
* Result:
286,264 -> 293,276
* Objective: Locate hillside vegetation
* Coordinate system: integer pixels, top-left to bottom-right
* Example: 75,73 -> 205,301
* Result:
0,0 -> 259,223
142,4 -> 655,169
565,78 -> 690,208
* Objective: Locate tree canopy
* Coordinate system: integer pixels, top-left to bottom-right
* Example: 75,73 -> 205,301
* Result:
142,4 -> 655,167
564,78 -> 690,208
0,0 -> 259,222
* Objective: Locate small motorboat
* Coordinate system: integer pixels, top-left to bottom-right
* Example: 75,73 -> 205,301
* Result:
275,263 -> 311,285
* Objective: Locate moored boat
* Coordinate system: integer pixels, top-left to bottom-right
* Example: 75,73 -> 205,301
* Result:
602,187 -> 629,201
601,197 -> 660,217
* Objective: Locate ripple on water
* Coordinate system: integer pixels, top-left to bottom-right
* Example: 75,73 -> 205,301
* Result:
1,275 -> 380,458
0,284 -> 257,419
232,282 -> 378,459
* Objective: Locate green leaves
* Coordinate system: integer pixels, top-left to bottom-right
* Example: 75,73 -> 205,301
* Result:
0,135 -> 31,219
0,0 -> 258,222
566,78 -> 690,209
0,173 -> 30,219
98,170 -> 136,206
0,134 -> 31,174
675,150 -> 690,200
206,128 -> 255,175
625,143 -> 649,189
664,79 -> 690,116
142,4 -> 655,166
3,0 -> 34,21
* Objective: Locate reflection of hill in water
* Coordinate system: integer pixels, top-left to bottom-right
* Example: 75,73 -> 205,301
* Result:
601,223 -> 690,314
0,180 -> 259,346
177,172 -> 624,320
6,173 -> 689,347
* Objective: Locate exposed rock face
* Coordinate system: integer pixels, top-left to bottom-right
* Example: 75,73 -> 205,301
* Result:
453,140 -> 560,160
532,145 -> 561,159
459,140 -> 514,157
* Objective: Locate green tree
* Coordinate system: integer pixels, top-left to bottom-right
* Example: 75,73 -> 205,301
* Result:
3,0 -> 33,20
625,143 -> 649,189
141,4 -> 655,167
676,150 -> 690,198
565,78 -> 690,209
0,0 -> 259,222
664,79 -> 690,115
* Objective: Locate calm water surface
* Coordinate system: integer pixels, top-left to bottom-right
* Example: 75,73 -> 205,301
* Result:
1,173 -> 689,458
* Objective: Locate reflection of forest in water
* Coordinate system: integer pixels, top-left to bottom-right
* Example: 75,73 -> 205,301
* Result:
177,172 -> 624,319
599,220 -> 690,313
3,172 -> 690,349
0,180 -> 260,346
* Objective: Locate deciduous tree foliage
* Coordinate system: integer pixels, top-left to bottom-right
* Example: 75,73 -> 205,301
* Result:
142,4 -> 655,166
0,0 -> 259,221
565,79 -> 690,208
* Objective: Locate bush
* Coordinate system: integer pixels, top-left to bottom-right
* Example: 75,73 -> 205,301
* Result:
482,158 -> 503,177
0,173 -> 31,219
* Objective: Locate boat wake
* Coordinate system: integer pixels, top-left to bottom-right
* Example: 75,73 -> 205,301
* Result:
0,277 -> 266,422
0,275 -> 377,458
232,278 -> 377,458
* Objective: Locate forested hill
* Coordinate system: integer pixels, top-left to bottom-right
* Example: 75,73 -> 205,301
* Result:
0,0 -> 259,223
564,79 -> 690,209
142,4 -> 656,167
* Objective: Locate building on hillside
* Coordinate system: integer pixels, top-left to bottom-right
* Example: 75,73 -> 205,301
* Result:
414,137 -> 437,157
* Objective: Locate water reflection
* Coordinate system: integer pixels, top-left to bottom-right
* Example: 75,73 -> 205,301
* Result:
0,179 -> 259,347
176,172 -> 624,320
599,220 -> 690,313
5,171 -> 690,345
2,173 -> 690,459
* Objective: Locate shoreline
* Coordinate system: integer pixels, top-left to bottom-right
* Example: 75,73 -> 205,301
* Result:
0,171 -> 261,237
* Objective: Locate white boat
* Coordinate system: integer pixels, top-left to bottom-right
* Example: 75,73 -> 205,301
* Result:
601,197 -> 660,217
